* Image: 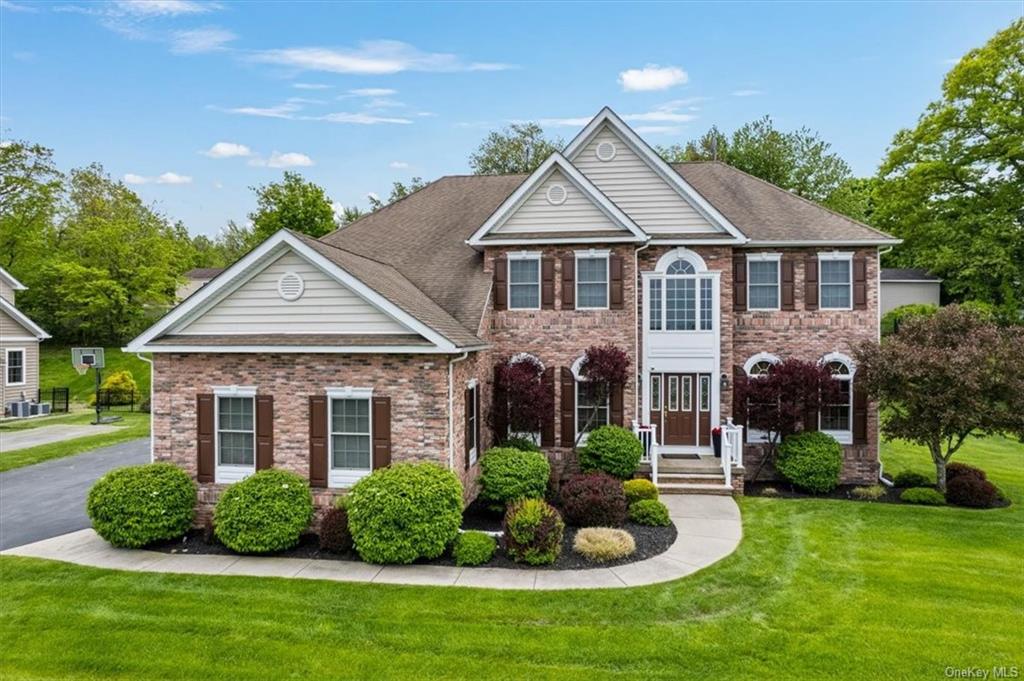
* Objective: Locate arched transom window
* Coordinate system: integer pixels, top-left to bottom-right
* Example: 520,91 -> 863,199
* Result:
571,355 -> 609,440
820,353 -> 854,442
649,249 -> 713,332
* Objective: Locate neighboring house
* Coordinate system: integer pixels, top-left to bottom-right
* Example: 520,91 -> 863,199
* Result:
880,268 -> 941,315
176,267 -> 225,302
126,108 -> 899,519
0,267 -> 51,417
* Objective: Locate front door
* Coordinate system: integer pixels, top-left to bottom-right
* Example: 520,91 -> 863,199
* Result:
650,372 -> 712,447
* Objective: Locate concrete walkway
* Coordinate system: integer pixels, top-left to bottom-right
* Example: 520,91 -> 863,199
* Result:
2,495 -> 740,589
1,424 -> 121,452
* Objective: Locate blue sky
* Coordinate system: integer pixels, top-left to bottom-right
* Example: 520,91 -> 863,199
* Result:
2,1 -> 1019,237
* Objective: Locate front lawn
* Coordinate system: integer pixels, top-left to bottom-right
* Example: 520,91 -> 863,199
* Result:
1,437 -> 1020,679
0,412 -> 150,473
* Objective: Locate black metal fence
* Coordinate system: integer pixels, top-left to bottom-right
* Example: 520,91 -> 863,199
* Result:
37,387 -> 70,413
94,389 -> 147,413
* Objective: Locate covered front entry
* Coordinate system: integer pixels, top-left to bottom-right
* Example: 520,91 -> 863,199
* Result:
649,372 -> 713,447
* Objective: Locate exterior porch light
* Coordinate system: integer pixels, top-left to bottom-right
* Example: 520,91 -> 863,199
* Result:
720,372 -> 730,390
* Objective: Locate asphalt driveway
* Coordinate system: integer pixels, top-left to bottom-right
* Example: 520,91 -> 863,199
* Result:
0,438 -> 149,550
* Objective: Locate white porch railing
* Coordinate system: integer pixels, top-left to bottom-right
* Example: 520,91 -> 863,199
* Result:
720,418 -> 744,489
632,421 -> 660,485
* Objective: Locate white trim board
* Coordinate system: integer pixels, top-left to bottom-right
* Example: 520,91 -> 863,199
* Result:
0,298 -> 49,340
0,266 -> 27,291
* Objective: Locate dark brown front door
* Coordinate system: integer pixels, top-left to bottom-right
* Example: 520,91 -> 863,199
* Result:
663,373 -> 696,446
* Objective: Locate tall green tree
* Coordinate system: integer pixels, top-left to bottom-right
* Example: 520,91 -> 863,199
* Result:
873,20 -> 1024,311
0,140 -> 62,273
368,177 -> 427,211
469,123 -> 563,175
248,172 -> 336,242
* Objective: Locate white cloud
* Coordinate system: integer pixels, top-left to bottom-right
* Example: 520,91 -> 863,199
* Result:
113,0 -> 209,16
731,89 -> 764,97
123,173 -> 149,185
293,83 -> 332,90
123,171 -> 193,185
389,161 -> 410,169
251,40 -> 514,75
249,151 -> 314,168
0,1 -> 38,12
212,99 -> 411,125
286,96 -> 326,105
202,142 -> 252,158
318,112 -> 412,125
347,87 -> 397,97
367,191 -> 380,202
536,101 -> 697,129
214,102 -> 302,119
170,27 -> 236,54
633,126 -> 683,135
619,64 -> 688,92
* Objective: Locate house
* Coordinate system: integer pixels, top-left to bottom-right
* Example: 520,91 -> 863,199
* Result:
126,108 -> 898,519
880,268 -> 941,315
0,267 -> 51,417
176,267 -> 225,302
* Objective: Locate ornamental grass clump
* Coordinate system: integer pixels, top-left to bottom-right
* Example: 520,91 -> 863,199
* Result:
347,463 -> 463,564
87,463 -> 196,548
503,498 -> 564,565
214,469 -> 313,554
559,472 -> 628,527
573,527 -> 636,563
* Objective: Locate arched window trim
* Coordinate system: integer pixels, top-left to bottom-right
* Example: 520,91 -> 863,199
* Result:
820,352 -> 856,377
818,352 -> 854,442
743,352 -> 782,376
570,354 -> 586,381
654,247 -> 708,274
509,352 -> 544,371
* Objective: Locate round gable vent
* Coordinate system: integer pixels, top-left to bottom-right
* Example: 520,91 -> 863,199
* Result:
545,184 -> 568,205
596,141 -> 616,162
278,272 -> 305,301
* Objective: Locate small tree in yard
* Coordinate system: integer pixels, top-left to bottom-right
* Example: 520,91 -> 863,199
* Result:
575,345 -> 630,448
491,355 -> 552,443
854,305 -> 1024,492
736,358 -> 843,481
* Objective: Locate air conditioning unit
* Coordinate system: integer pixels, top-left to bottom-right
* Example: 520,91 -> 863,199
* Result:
8,401 -> 31,418
30,403 -> 51,416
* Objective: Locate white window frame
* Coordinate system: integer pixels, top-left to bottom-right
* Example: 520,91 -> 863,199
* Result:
699,375 -> 711,412
818,252 -> 854,311
681,375 -> 693,411
466,379 -> 479,465
747,252 -> 781,311
213,385 -> 257,484
742,354 -> 780,444
571,355 -> 609,443
819,353 -> 855,445
507,251 -> 542,310
5,347 -> 25,386
574,249 -> 610,310
650,374 -> 662,412
326,386 -> 374,489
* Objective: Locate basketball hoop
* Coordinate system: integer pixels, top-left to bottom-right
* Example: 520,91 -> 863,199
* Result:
74,363 -> 89,376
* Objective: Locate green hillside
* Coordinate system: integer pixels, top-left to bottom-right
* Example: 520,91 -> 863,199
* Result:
38,346 -> 151,405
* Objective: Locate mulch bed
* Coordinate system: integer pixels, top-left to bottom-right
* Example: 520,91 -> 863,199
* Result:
148,501 -> 678,570
745,480 -> 1011,508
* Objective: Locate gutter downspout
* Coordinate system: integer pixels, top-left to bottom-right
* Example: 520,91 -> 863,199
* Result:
634,242 -> 652,419
135,352 -> 154,463
875,246 -> 893,485
448,351 -> 470,470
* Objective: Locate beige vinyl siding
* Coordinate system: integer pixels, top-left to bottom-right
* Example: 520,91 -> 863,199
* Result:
0,280 -> 15,306
1,339 -> 40,408
495,168 -> 625,234
880,281 -> 941,315
571,126 -> 720,234
179,251 -> 412,336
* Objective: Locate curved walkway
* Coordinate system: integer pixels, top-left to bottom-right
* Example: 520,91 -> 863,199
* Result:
1,494 -> 741,590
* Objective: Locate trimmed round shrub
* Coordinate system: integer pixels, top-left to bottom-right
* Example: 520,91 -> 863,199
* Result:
478,447 -> 550,509
347,463 -> 463,564
579,425 -> 643,479
776,431 -> 843,494
623,478 -> 658,505
946,462 -> 986,485
503,498 -> 564,565
500,437 -> 542,453
892,470 -> 930,488
573,527 -> 636,563
88,369 -> 139,406
318,506 -> 352,554
945,475 -> 999,509
628,499 -> 672,526
559,472 -> 628,527
452,531 -> 496,567
214,469 -> 313,554
900,487 -> 946,506
87,463 -> 196,548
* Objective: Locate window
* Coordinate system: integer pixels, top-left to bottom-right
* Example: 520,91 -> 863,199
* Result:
649,279 -> 663,330
466,382 -> 479,465
648,250 -> 715,334
508,254 -> 540,309
216,394 -> 255,482
5,349 -> 25,386
330,398 -> 372,471
699,375 -> 711,412
576,253 -> 609,309
667,375 -> 679,411
576,381 -> 609,437
820,254 -> 853,309
650,375 -> 662,411
700,279 -> 713,330
666,278 -> 696,330
743,354 -> 781,444
666,259 -> 695,275
820,358 -> 853,443
748,256 -> 780,310
681,375 -> 693,411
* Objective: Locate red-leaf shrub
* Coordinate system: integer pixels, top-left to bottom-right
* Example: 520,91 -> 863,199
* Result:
559,472 -> 628,527
579,344 -> 630,387
492,355 -> 552,439
735,358 -> 843,443
945,474 -> 1000,508
318,505 -> 352,553
945,462 -> 986,484
503,498 -> 564,565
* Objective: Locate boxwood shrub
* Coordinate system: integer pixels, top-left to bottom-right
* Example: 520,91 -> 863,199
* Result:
628,499 -> 672,526
499,437 -> 542,453
579,425 -> 644,479
503,498 -> 564,565
478,447 -> 550,510
347,463 -> 463,564
452,531 -> 496,567
86,463 -> 196,548
900,487 -> 946,506
214,469 -> 313,554
623,478 -> 658,505
892,470 -> 930,488
776,431 -> 843,494
945,474 -> 1000,508
559,472 -> 628,527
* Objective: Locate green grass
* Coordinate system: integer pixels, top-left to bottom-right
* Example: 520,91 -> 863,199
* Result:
0,437 -> 1021,680
38,345 -> 151,405
0,412 -> 149,472
882,434 -> 1024,502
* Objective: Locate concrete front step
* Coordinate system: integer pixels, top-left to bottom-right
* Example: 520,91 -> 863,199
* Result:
658,472 -> 727,485
657,482 -> 734,496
